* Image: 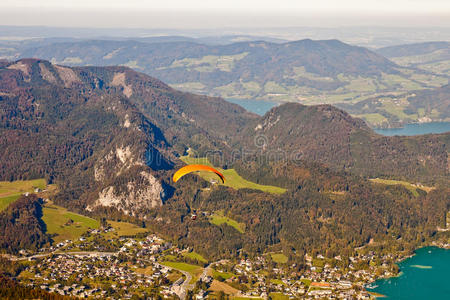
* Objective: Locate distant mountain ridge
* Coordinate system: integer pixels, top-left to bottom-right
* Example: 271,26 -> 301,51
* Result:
337,84 -> 450,128
375,41 -> 450,79
19,38 -> 398,78
377,42 -> 450,58
9,38 -> 449,128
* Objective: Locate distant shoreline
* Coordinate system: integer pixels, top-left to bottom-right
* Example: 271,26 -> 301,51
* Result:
374,121 -> 450,136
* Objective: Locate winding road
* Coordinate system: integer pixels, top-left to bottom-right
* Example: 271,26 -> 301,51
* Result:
161,265 -> 193,300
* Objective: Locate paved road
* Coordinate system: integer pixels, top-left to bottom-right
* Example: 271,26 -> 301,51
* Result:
163,265 -> 193,300
7,251 -> 117,261
200,263 -> 211,280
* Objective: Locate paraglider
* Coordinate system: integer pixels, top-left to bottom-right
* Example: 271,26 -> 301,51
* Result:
173,164 -> 225,183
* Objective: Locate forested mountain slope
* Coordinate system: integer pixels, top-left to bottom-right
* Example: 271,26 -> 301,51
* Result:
236,103 -> 449,182
0,59 -> 448,260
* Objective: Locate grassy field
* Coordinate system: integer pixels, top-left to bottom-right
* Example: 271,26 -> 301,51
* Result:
169,53 -> 248,73
356,113 -> 388,126
269,293 -> 289,300
42,201 -> 100,243
161,261 -> 203,283
300,278 -> 312,287
163,254 -> 178,261
135,266 -> 154,276
270,253 -> 288,264
209,280 -> 240,295
0,194 -> 23,212
0,179 -> 47,211
270,279 -> 286,286
212,269 -> 235,280
182,251 -> 208,263
369,178 -> 434,197
179,156 -> 286,194
160,261 -> 202,273
103,220 -> 149,238
210,211 -> 245,233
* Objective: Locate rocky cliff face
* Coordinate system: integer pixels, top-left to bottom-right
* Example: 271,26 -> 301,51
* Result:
89,145 -> 167,216
0,59 -> 176,216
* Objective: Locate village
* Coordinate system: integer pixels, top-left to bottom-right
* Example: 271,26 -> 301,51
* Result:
7,223 -> 412,300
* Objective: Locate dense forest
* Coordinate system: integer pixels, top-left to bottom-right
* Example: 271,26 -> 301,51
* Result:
236,103 -> 450,183
144,159 -> 449,260
0,195 -> 50,254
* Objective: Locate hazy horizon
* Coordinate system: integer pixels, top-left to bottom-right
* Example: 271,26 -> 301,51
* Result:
0,0 -> 449,29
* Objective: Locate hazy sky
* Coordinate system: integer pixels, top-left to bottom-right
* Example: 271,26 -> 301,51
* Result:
1,0 -> 449,28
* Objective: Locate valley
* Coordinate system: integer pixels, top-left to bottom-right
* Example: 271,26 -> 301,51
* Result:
2,0 -> 450,295
0,57 -> 448,299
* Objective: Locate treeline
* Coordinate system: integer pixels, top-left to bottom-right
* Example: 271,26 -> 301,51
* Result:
0,195 -> 51,254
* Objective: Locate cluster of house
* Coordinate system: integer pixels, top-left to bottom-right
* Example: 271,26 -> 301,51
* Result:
210,254 -> 389,299
19,235 -> 178,298
35,283 -> 104,298
14,226 -> 414,300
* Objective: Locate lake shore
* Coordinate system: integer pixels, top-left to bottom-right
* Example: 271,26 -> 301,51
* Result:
365,245 -> 450,299
374,121 -> 450,136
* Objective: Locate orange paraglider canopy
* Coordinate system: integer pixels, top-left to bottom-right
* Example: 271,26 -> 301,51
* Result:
173,164 -> 225,183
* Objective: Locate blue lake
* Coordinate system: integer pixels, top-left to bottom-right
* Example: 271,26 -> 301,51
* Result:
226,98 -> 450,137
366,247 -> 450,299
374,122 -> 450,136
226,98 -> 279,116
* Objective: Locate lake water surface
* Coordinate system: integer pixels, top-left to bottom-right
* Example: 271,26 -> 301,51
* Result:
226,98 -> 278,116
374,122 -> 450,136
226,98 -> 450,136
366,247 -> 450,299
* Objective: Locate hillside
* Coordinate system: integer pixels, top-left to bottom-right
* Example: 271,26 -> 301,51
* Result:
0,194 -> 50,253
376,42 -> 450,76
13,38 -> 448,105
0,59 -> 256,216
0,59 -> 177,216
337,84 -> 450,127
237,103 -> 449,182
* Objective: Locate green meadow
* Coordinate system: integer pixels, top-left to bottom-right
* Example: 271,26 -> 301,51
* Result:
369,178 -> 434,197
103,220 -> 149,238
180,156 -> 286,194
42,201 -> 100,243
209,211 -> 245,234
0,178 -> 47,211
270,253 -> 289,264
269,293 -> 289,300
161,261 -> 203,283
212,269 -> 235,280
182,251 -> 208,263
